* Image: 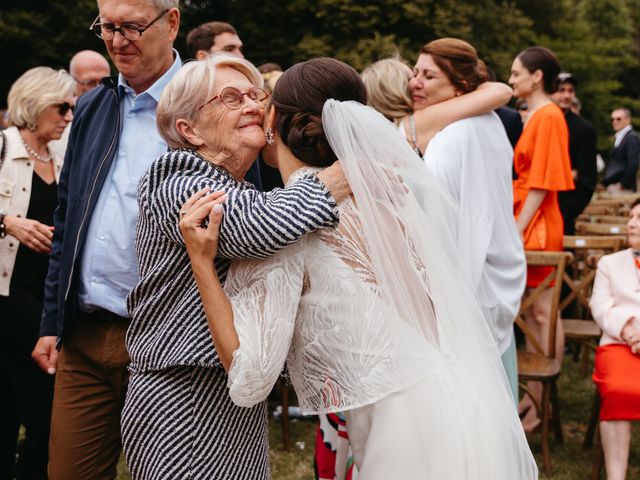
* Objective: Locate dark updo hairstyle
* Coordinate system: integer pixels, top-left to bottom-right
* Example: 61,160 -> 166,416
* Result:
516,46 -> 561,94
420,37 -> 489,94
271,57 -> 367,167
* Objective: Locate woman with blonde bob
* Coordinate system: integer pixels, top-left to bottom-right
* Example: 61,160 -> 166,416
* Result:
1,66 -> 74,479
121,54 -> 350,479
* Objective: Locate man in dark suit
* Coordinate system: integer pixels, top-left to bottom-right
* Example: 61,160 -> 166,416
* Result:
495,106 -> 523,149
552,72 -> 598,234
603,107 -> 640,192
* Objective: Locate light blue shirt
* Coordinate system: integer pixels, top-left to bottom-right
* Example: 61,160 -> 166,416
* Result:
78,51 -> 182,317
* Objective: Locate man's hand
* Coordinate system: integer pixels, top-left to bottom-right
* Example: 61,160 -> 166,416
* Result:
32,336 -> 59,374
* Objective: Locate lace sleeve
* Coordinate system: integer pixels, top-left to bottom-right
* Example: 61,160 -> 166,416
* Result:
224,237 -> 307,408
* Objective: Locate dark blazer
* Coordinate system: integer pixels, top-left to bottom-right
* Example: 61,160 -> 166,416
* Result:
495,106 -> 522,149
40,79 -> 121,342
603,127 -> 640,191
559,110 -> 597,234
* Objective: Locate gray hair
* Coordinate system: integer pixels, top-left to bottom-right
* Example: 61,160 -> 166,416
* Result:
7,67 -> 75,130
157,55 -> 263,149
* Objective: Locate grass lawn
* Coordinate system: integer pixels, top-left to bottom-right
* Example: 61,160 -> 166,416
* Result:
118,352 -> 639,479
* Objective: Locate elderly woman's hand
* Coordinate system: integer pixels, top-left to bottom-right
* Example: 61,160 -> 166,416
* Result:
621,318 -> 640,355
179,187 -> 228,263
4,215 -> 54,254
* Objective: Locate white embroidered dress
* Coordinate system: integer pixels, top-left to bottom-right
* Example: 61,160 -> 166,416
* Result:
226,167 -> 447,415
224,101 -> 537,479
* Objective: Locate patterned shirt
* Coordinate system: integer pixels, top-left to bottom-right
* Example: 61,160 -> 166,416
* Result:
126,149 -> 339,372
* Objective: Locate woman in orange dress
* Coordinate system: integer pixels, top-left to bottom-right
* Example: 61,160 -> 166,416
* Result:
590,198 -> 640,480
509,46 -> 575,431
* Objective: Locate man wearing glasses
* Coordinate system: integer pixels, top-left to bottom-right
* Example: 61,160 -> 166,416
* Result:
69,50 -> 111,97
32,1 -> 181,478
603,108 -> 640,193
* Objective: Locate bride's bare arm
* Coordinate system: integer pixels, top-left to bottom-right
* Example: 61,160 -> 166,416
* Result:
413,82 -> 513,151
179,188 -> 238,372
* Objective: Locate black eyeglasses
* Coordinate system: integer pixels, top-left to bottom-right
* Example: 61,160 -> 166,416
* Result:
73,76 -> 102,89
199,87 -> 270,111
611,117 -> 623,122
89,9 -> 168,42
56,102 -> 75,116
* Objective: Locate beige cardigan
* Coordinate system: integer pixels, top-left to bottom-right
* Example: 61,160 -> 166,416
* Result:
0,126 -> 63,296
590,248 -> 640,346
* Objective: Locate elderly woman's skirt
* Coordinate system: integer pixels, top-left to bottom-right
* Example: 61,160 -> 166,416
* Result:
593,344 -> 640,421
122,366 -> 269,480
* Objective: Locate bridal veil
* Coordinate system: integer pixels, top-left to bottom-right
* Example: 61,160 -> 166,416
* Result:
323,99 -> 538,479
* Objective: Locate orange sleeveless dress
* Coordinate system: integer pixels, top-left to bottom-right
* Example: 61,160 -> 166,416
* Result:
513,103 -> 574,287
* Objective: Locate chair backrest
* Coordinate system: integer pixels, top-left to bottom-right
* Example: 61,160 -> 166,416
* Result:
593,192 -> 640,204
515,251 -> 573,359
575,222 -> 628,236
560,236 -> 626,314
582,205 -> 616,216
591,215 -> 630,225
589,197 -> 627,208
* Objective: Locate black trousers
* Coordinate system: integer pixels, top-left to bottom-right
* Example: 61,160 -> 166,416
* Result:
0,286 -> 54,480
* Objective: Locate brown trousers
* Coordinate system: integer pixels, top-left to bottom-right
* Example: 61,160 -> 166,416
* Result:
48,312 -> 130,480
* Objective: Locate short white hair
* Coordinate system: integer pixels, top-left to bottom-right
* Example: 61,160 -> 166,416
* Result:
157,55 -> 264,149
7,67 -> 75,130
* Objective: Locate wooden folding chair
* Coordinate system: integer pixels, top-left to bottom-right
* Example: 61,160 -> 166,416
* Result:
561,236 -> 625,376
576,222 -> 628,236
516,250 -> 573,475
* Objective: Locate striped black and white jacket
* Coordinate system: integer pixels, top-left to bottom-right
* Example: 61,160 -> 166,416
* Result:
126,149 -> 339,373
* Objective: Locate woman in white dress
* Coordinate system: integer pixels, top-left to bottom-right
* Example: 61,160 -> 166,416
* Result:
180,57 -> 537,479
408,38 -> 526,401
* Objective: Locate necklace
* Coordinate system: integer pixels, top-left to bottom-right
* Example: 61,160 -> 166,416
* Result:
20,134 -> 52,163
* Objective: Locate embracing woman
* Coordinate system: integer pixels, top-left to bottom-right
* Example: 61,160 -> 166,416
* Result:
181,57 -> 538,479
122,54 -> 350,479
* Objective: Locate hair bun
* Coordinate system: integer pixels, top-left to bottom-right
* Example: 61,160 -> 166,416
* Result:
285,112 -> 332,165
272,58 -> 367,167
294,112 -> 324,138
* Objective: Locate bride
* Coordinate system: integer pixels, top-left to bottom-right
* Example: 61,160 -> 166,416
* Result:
180,57 -> 537,479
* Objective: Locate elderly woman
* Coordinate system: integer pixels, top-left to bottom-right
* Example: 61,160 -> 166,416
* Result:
180,57 -> 537,479
590,197 -> 640,480
121,55 -> 348,479
0,67 -> 74,479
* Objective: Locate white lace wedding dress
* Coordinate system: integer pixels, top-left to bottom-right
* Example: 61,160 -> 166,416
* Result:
223,101 -> 538,479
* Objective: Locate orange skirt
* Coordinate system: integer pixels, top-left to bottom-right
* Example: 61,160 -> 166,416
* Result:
593,344 -> 640,421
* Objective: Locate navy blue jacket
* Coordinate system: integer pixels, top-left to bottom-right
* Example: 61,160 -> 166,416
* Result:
40,78 -> 122,341
40,78 -> 263,342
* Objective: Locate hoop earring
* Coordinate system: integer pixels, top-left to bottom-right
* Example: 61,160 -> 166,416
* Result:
265,127 -> 274,145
